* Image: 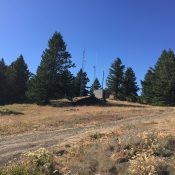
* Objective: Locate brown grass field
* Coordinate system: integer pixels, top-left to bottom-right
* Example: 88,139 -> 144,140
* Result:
0,100 -> 169,136
1,100 -> 175,174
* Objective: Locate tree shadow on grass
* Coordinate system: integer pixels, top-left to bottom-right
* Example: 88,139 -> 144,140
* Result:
50,97 -> 145,108
101,102 -> 146,108
0,109 -> 24,116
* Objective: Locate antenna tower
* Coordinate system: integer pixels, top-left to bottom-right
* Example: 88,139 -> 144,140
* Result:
93,65 -> 96,81
102,71 -> 104,89
82,49 -> 86,71
80,49 -> 86,96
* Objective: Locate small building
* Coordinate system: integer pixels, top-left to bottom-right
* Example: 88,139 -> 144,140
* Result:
93,89 -> 105,100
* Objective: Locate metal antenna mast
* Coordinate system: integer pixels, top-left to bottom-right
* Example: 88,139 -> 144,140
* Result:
80,49 -> 86,96
82,49 -> 86,71
93,52 -> 98,82
92,65 -> 97,93
93,65 -> 96,81
102,70 -> 104,89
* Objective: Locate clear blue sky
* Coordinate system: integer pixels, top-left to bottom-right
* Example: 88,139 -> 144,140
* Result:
1,0 -> 175,91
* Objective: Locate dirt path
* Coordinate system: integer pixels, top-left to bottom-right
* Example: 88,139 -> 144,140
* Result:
0,109 -> 174,167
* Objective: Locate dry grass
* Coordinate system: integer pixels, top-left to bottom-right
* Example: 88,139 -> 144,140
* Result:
0,100 -> 170,136
1,100 -> 175,174
51,128 -> 175,174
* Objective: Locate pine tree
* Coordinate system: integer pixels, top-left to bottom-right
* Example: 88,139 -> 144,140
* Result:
27,32 -> 74,104
0,59 -> 8,104
90,78 -> 101,95
141,67 -> 155,104
123,67 -> 138,102
141,49 -> 175,105
152,50 -> 175,105
74,69 -> 89,97
26,75 -> 48,105
106,58 -> 125,99
7,55 -> 30,103
59,70 -> 75,99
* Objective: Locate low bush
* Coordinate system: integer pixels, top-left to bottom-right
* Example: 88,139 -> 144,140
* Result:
26,148 -> 54,174
128,152 -> 168,175
0,148 -> 55,175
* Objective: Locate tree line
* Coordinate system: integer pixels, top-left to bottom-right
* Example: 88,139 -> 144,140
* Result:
106,49 -> 175,106
106,58 -> 139,102
0,55 -> 30,104
0,32 -> 174,105
0,32 -> 92,105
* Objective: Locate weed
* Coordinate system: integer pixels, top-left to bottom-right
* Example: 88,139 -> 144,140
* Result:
129,152 -> 168,175
26,148 -> 54,174
0,148 -> 56,175
90,132 -> 104,140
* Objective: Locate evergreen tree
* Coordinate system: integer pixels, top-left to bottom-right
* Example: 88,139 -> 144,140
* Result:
74,69 -> 89,97
141,50 -> 175,105
123,67 -> 139,102
7,55 -> 30,103
90,78 -> 101,95
141,67 -> 155,104
27,32 -> 74,104
0,59 -> 7,104
152,50 -> 175,105
59,70 -> 75,99
26,75 -> 48,105
106,58 -> 125,99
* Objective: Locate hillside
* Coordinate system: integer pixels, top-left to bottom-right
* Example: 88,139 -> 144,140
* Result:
0,100 -> 175,174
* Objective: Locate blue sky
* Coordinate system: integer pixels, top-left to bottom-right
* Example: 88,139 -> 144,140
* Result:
1,0 -> 175,91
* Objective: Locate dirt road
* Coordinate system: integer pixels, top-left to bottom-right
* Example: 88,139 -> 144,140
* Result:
0,108 -> 173,167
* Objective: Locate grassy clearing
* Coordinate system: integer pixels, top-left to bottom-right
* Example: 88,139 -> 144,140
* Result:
0,100 -> 168,136
1,100 -> 175,174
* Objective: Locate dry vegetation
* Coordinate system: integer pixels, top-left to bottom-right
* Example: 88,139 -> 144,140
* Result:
0,100 -> 168,136
1,100 -> 175,174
